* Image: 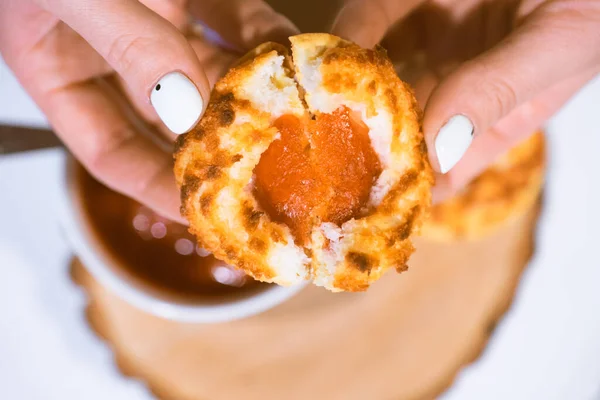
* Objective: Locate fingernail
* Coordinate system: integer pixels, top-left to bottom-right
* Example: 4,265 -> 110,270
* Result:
435,115 -> 474,173
150,72 -> 204,135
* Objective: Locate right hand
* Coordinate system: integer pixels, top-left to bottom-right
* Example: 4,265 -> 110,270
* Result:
332,0 -> 600,202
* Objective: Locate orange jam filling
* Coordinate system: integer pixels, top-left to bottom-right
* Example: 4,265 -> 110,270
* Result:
254,106 -> 382,243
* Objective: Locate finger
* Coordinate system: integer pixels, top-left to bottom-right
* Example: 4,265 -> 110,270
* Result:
116,33 -> 238,143
424,1 -> 600,174
432,67 -> 600,202
44,78 -> 184,222
138,0 -> 189,31
6,35 -> 184,221
188,0 -> 299,50
331,0 -> 425,47
36,0 -> 210,135
0,4 -> 111,88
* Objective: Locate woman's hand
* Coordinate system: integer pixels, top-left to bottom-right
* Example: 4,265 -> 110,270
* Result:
332,0 -> 600,201
0,0 -> 297,221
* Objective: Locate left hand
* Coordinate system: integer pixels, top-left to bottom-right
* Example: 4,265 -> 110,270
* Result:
0,0 -> 297,221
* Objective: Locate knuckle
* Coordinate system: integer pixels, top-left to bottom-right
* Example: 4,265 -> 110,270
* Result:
105,34 -> 149,74
84,125 -> 136,180
482,75 -> 519,120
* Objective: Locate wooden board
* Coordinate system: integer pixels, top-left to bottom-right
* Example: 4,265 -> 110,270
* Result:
71,200 -> 540,400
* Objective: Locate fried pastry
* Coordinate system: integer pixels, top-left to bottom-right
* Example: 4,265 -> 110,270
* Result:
174,34 -> 434,291
422,132 -> 546,241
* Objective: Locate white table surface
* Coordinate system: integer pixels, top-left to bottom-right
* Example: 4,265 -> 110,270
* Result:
1,58 -> 600,400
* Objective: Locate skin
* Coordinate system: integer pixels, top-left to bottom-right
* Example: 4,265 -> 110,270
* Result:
332,0 -> 600,202
1,0 -> 598,218
0,0 -> 298,222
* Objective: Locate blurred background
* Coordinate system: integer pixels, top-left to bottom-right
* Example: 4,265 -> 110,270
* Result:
2,1 -> 600,399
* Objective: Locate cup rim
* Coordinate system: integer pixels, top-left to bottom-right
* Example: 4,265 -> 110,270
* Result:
57,155 -> 306,323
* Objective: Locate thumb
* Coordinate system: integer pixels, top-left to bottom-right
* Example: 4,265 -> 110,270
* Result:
36,0 -> 210,135
189,0 -> 299,50
425,2 -> 600,173
331,0 -> 425,47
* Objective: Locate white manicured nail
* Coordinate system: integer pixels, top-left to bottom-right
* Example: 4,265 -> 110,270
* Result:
150,72 -> 204,135
435,115 -> 474,173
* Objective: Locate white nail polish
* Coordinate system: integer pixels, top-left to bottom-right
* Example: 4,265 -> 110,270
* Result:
150,72 -> 204,135
435,115 -> 474,174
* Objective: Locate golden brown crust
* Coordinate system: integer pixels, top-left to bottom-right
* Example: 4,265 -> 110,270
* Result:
175,33 -> 434,291
175,45 -> 301,283
291,34 -> 433,291
422,132 -> 546,241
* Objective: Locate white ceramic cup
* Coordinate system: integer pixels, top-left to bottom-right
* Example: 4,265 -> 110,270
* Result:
57,156 -> 306,323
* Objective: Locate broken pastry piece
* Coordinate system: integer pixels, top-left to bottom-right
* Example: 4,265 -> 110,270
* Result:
422,132 -> 546,241
174,33 -> 434,292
